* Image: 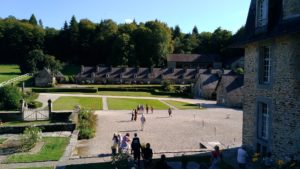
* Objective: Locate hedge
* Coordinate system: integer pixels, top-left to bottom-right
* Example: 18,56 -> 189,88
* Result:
32,88 -> 97,93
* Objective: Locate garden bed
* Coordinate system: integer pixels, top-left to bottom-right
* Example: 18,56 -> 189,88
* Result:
5,137 -> 70,163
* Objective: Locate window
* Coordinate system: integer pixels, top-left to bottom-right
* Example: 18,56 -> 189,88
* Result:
256,0 -> 269,27
259,46 -> 271,84
258,102 -> 269,140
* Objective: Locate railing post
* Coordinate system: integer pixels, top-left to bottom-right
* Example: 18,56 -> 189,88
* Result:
48,99 -> 52,120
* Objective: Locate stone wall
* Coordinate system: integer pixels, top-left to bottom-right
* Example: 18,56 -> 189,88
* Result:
243,34 -> 300,160
0,111 -> 22,122
0,123 -> 76,134
283,0 -> 300,19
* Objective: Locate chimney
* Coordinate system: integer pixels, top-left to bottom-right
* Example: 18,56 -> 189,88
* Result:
81,65 -> 84,74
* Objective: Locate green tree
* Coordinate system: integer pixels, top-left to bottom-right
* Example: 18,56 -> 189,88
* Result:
20,49 -> 62,73
192,26 -> 199,35
29,14 -> 38,25
0,85 -> 22,110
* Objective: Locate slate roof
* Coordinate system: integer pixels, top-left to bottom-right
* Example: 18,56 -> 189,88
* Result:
167,54 -> 220,63
222,75 -> 244,93
77,66 -> 232,80
235,0 -> 300,46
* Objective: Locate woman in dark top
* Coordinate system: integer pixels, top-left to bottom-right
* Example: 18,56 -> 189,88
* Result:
142,143 -> 153,169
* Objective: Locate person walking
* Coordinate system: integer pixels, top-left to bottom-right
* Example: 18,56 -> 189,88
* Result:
209,145 -> 222,169
120,133 -> 131,153
140,114 -> 146,131
134,109 -> 138,121
146,104 -> 149,114
237,145 -> 248,169
131,133 -> 142,169
154,154 -> 171,169
142,143 -> 153,169
112,133 -> 119,155
131,109 -> 135,121
151,106 -> 153,114
168,107 -> 172,117
117,133 -> 122,153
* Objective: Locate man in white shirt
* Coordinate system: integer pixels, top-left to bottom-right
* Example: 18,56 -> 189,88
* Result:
237,145 -> 248,169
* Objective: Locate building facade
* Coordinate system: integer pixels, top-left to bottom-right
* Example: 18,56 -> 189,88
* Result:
167,54 -> 222,69
241,0 -> 300,160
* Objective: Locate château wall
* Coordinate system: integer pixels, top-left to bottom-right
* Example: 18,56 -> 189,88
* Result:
243,34 -> 300,160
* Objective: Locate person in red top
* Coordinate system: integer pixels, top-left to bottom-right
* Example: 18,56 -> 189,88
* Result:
210,145 -> 222,169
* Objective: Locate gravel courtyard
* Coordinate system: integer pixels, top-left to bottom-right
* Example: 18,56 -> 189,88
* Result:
75,106 -> 242,157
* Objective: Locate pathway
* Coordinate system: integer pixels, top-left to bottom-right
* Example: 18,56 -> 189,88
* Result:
102,96 -> 108,110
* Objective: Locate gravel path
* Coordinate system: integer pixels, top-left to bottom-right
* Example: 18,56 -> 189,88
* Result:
75,108 -> 242,157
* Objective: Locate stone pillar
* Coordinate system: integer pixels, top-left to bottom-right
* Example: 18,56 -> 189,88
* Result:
48,99 -> 52,120
20,99 -> 25,121
22,82 -> 25,93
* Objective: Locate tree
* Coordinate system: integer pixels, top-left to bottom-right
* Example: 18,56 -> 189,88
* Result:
192,26 -> 199,35
19,49 -> 62,73
29,14 -> 38,25
0,85 -> 22,110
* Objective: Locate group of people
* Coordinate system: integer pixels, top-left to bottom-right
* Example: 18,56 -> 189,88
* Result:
112,133 -> 153,169
131,104 -> 154,131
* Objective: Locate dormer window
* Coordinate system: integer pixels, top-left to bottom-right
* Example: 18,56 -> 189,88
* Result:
256,0 -> 269,27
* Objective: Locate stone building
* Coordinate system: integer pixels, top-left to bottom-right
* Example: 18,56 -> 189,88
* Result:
192,69 -> 233,100
216,74 -> 244,108
35,68 -> 64,87
35,68 -> 56,87
75,66 -> 199,84
167,54 -> 222,69
239,0 -> 300,160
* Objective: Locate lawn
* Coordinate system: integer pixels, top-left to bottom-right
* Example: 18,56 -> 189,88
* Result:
164,100 -> 201,109
0,138 -> 7,144
98,91 -> 168,97
2,121 -> 50,126
5,137 -> 69,163
107,98 -> 169,110
0,65 -> 21,83
53,96 -> 102,110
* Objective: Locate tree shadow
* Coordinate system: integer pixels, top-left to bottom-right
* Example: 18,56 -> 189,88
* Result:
118,130 -> 139,133
116,120 -> 132,123
156,116 -> 170,119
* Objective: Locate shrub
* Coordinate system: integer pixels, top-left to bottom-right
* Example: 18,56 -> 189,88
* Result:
162,80 -> 175,92
21,126 -> 42,151
235,67 -> 244,74
32,87 -> 97,93
0,85 -> 22,110
77,109 -> 97,139
27,100 -> 43,108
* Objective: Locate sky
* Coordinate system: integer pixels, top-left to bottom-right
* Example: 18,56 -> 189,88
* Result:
0,0 -> 251,34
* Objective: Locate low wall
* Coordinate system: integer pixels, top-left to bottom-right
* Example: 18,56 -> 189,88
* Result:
0,122 -> 76,134
0,111 -> 22,122
51,111 -> 73,122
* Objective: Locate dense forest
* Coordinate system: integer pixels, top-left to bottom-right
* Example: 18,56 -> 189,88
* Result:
0,14 -> 244,72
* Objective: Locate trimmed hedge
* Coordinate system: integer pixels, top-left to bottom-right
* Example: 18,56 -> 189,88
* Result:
98,85 -> 162,92
27,101 -> 43,109
32,88 -> 97,93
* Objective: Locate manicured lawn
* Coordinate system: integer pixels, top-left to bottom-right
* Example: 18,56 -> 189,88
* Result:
14,167 -> 53,169
164,100 -> 201,109
0,138 -> 7,144
0,65 -> 21,83
5,137 -> 69,163
53,96 -> 102,110
2,121 -> 50,126
107,98 -> 169,110
98,91 -> 169,97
